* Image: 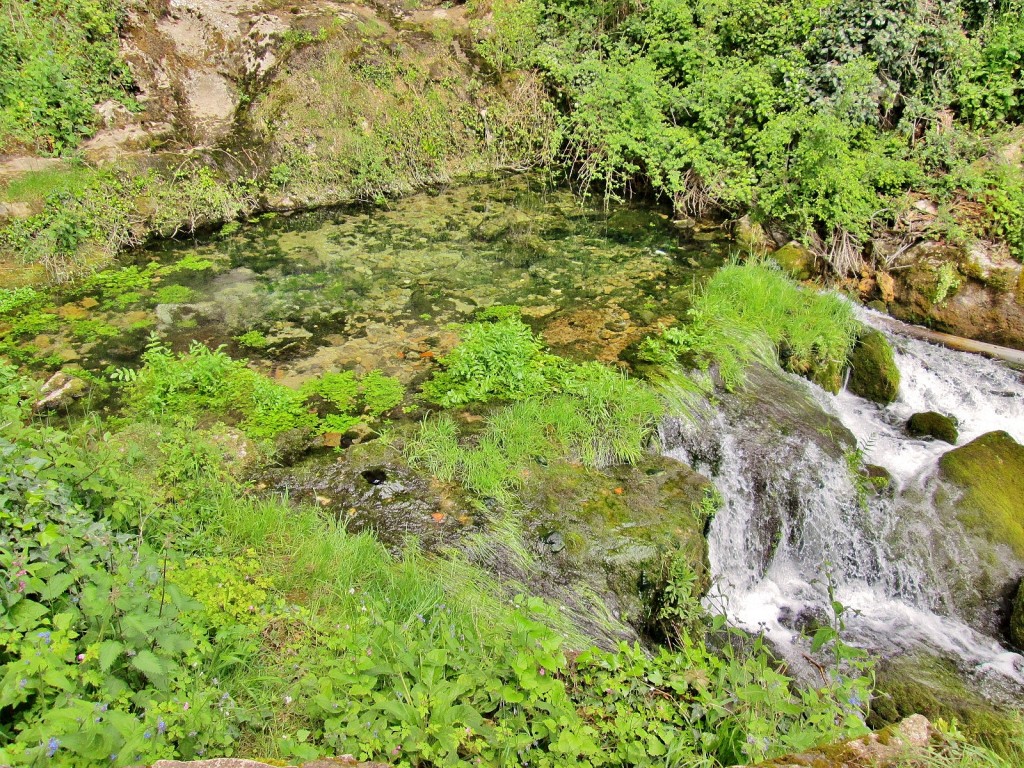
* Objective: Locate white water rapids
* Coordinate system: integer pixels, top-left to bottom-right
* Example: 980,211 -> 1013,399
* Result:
663,310 -> 1024,690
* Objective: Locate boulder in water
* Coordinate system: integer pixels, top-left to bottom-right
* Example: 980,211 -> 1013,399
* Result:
769,241 -> 816,281
906,411 -> 958,444
847,329 -> 900,405
939,431 -> 1024,559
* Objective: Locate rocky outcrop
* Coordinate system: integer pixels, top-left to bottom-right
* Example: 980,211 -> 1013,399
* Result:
906,411 -> 958,444
769,241 -> 816,281
885,241 -> 1024,351
1011,580 -> 1024,649
743,715 -> 933,768
33,371 -> 88,412
846,329 -> 900,405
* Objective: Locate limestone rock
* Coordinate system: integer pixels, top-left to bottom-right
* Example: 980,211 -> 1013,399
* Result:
906,411 -> 958,444
847,329 -> 900,405
33,371 -> 88,412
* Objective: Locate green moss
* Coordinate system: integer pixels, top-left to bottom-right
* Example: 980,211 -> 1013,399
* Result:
939,431 -> 1024,559
847,329 -> 900,405
153,284 -> 196,304
870,654 -> 1024,757
907,411 -> 959,444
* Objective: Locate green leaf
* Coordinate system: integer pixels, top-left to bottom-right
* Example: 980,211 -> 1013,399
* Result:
98,640 -> 123,672
129,649 -> 168,687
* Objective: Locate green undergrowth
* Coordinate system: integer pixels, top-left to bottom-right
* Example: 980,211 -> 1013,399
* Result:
0,162 -> 259,283
483,0 -> 1024,268
414,313 -> 665,501
638,261 -> 860,391
1,354 -> 1014,767
113,340 -> 404,444
0,0 -> 134,154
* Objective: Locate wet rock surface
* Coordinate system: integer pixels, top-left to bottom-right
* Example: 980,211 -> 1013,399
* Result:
906,411 -> 959,444
745,715 -> 933,768
847,329 -> 900,405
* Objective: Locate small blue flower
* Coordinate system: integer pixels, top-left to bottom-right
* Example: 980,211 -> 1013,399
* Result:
46,737 -> 60,757
157,718 -> 166,735
37,631 -> 51,644
143,730 -> 152,740
18,678 -> 27,689
109,753 -> 118,762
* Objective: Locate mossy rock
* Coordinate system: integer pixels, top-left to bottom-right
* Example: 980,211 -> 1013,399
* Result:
1011,580 -> 1024,649
769,241 -> 816,281
906,411 -> 958,444
847,329 -> 900,405
519,454 -> 712,641
939,431 -> 1024,560
869,654 -> 1023,756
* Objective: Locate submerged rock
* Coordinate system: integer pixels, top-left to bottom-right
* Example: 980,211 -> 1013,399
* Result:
847,329 -> 900,405
906,411 -> 958,444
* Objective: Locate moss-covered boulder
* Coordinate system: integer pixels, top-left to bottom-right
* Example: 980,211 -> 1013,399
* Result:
769,241 -> 816,281
519,454 -> 713,641
869,654 -> 1022,756
847,329 -> 900,405
906,411 -> 958,444
939,431 -> 1024,559
1010,580 -> 1024,649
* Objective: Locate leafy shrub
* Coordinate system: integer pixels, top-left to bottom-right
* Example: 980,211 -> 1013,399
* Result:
116,341 -> 317,442
0,365 -> 248,766
0,287 -> 40,316
0,0 -> 134,154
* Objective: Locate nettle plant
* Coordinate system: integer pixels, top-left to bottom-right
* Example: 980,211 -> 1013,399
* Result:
0,365 -> 250,766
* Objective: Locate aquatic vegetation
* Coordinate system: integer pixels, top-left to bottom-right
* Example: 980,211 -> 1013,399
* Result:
0,287 -> 40,316
421,315 -> 570,406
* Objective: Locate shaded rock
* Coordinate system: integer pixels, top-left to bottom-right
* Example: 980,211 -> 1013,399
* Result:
733,215 -> 771,253
769,241 -> 816,281
1011,580 -> 1024,650
519,453 -> 713,642
745,715 -> 932,768
847,329 -> 900,405
906,411 -> 958,444
33,371 -> 87,411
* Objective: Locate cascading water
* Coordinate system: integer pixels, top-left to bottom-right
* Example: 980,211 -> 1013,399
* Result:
662,310 -> 1024,692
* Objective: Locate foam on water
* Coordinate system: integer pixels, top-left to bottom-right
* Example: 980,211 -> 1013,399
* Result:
676,311 -> 1024,689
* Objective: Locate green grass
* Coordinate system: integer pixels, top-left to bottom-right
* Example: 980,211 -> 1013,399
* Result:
641,260 -> 860,391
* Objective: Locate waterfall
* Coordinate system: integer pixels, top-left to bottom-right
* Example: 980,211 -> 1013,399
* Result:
662,311 -> 1024,688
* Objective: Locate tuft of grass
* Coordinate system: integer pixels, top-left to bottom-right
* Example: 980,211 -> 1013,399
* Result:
641,261 -> 860,391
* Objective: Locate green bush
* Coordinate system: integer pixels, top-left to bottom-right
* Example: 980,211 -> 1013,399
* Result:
421,316 -> 571,406
0,0 -> 134,154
